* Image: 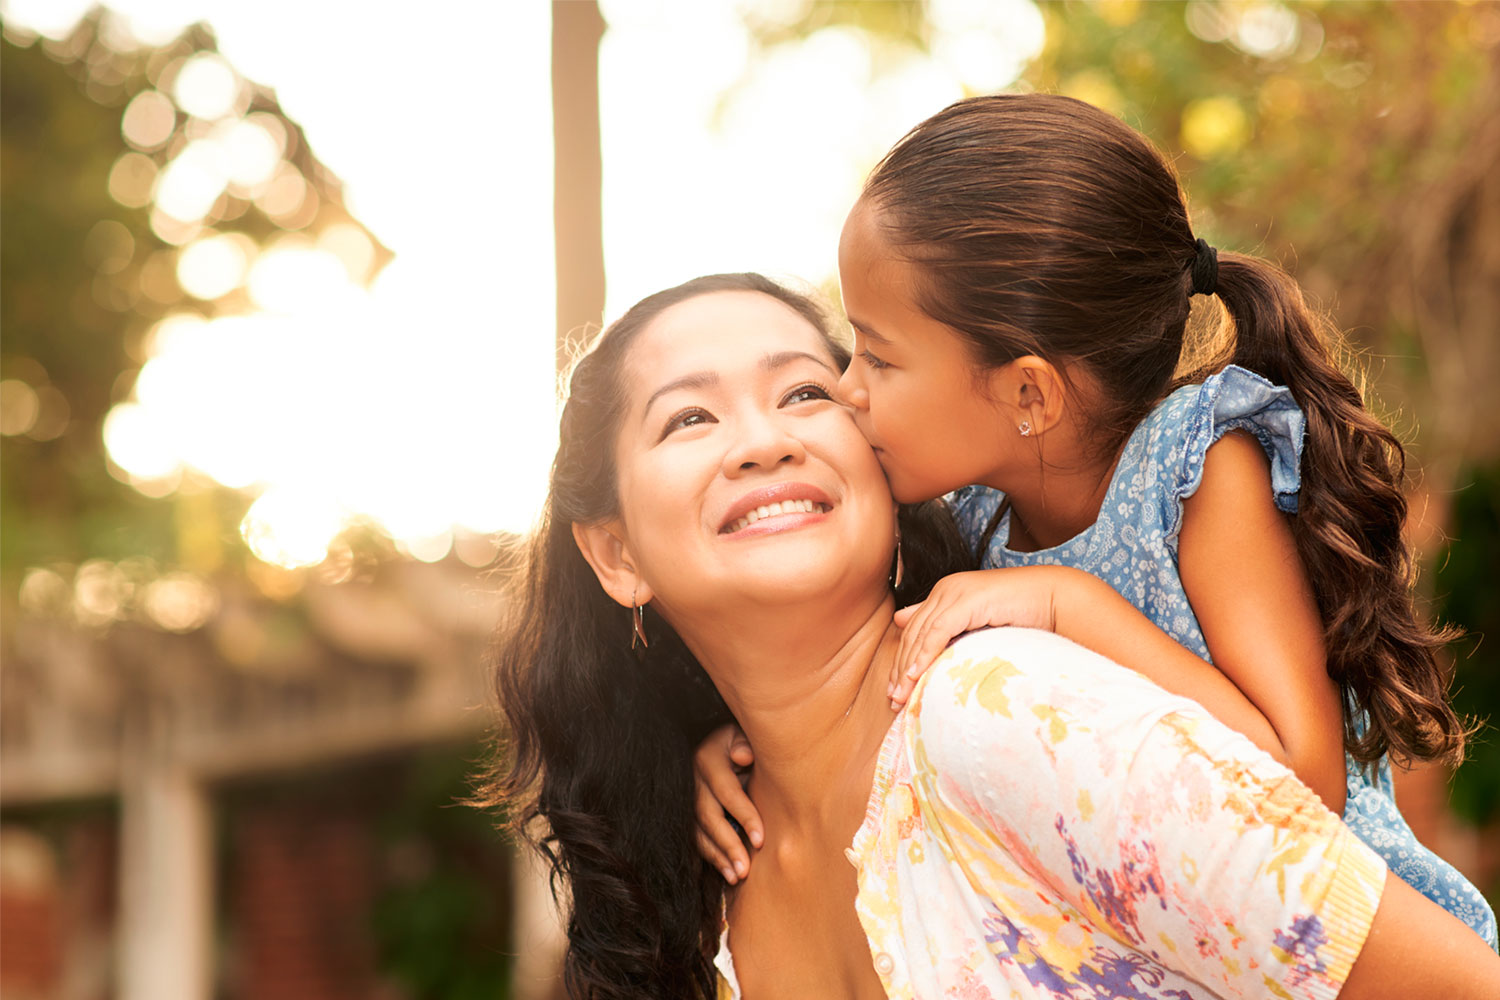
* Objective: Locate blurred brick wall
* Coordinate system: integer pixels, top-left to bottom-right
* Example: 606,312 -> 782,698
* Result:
0,865 -> 63,998
229,806 -> 379,1000
0,817 -> 115,1000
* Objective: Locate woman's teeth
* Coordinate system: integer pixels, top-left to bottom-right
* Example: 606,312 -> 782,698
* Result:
724,499 -> 828,534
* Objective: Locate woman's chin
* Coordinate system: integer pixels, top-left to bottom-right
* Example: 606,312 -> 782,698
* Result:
709,548 -> 887,611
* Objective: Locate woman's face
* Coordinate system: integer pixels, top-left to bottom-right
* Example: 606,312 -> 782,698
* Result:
606,290 -> 896,624
836,199 -> 1015,503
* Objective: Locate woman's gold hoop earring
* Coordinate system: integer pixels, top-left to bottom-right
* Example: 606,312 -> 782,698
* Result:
1018,421 -> 1033,437
631,588 -> 649,650
890,534 -> 905,591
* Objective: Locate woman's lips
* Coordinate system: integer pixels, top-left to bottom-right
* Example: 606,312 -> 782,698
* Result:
721,497 -> 831,535
718,482 -> 834,534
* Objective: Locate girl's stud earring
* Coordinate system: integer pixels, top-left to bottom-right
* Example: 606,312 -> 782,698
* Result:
1018,421 -> 1033,437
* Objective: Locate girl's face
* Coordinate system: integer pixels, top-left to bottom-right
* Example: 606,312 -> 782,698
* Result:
836,199 -> 1015,504
606,290 -> 896,625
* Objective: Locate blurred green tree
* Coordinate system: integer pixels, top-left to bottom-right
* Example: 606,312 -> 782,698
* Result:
1,10 -> 388,617
0,22 -> 181,577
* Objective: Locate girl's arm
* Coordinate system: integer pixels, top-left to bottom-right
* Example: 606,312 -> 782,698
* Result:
1177,430 -> 1346,810
891,430 -> 1346,809
1345,875 -> 1500,997
892,564 -> 1289,766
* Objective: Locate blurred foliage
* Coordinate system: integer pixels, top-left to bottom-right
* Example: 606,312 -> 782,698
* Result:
0,26 -> 183,577
741,0 -> 927,51
1436,463 -> 1500,829
1,10 -> 390,628
371,743 -> 513,1000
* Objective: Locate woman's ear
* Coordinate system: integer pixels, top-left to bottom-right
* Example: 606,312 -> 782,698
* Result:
994,354 -> 1067,437
572,519 -> 654,609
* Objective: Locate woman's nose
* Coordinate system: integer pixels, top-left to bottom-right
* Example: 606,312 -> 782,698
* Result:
837,362 -> 868,410
722,414 -> 806,476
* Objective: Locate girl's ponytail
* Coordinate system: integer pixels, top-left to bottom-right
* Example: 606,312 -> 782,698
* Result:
1202,252 -> 1467,768
860,94 -> 1465,769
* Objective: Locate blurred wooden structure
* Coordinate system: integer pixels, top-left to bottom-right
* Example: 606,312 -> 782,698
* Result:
0,557 -> 539,999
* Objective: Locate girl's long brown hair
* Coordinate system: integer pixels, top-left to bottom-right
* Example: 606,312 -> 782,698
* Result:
863,93 -> 1465,768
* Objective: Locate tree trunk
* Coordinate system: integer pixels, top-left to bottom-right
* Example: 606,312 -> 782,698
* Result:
552,0 -> 607,375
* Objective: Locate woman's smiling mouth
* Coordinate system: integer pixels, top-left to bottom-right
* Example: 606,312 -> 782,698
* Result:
718,483 -> 836,535
721,498 -> 831,535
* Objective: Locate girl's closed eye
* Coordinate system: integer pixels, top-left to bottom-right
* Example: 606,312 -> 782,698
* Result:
859,348 -> 890,371
660,407 -> 716,439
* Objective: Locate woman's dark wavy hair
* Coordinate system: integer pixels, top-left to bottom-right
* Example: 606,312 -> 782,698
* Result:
478,273 -> 971,999
862,93 -> 1466,768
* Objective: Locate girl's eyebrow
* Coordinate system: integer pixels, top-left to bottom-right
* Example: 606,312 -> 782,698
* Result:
845,316 -> 890,345
642,351 -> 835,417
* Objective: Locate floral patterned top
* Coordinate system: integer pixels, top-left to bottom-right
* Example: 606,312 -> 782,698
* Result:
948,365 -> 1496,949
714,627 -> 1386,999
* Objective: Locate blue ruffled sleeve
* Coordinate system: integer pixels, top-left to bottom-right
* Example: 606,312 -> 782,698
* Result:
945,484 -> 1004,556
1164,364 -> 1306,542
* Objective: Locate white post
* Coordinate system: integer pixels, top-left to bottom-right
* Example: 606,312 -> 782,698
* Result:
117,705 -> 213,1000
511,839 -> 567,1000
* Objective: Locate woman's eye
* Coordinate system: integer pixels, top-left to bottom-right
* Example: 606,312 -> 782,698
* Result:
782,382 -> 832,406
859,349 -> 890,371
662,408 -> 715,438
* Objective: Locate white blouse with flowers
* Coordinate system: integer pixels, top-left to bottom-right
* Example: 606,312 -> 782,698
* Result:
714,626 -> 1386,999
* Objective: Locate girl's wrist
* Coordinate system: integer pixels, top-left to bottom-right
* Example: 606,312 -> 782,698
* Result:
1042,565 -> 1104,634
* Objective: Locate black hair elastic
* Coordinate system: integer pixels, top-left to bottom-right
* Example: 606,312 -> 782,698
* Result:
1190,237 -> 1219,296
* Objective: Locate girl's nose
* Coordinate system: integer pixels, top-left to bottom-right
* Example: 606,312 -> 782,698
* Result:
837,362 -> 869,410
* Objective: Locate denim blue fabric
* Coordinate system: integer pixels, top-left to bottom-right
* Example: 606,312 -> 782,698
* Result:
949,364 -> 1497,949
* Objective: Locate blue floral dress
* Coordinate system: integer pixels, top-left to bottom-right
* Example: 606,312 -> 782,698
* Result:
949,364 -> 1498,950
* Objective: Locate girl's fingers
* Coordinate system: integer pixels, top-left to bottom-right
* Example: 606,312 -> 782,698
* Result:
892,609 -> 920,692
921,600 -> 996,673
890,672 -> 918,707
892,600 -> 939,706
712,775 -> 764,849
892,602 -> 921,628
694,827 -> 740,885
903,596 -> 945,673
888,650 -> 906,697
728,732 -> 754,768
695,790 -> 751,877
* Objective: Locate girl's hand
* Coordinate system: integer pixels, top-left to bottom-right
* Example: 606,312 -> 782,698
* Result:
890,568 -> 1062,708
693,723 -> 762,885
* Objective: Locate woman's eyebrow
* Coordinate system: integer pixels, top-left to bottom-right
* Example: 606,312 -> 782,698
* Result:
643,371 -> 719,417
643,351 -> 833,416
762,350 -> 836,374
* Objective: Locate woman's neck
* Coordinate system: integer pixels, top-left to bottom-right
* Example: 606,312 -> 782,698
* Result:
689,593 -> 900,837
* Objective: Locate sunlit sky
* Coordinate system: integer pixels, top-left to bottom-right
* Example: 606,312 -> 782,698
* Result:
3,0 -> 1047,567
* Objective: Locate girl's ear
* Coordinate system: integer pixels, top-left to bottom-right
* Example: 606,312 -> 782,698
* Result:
997,354 -> 1067,436
572,520 -> 654,609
